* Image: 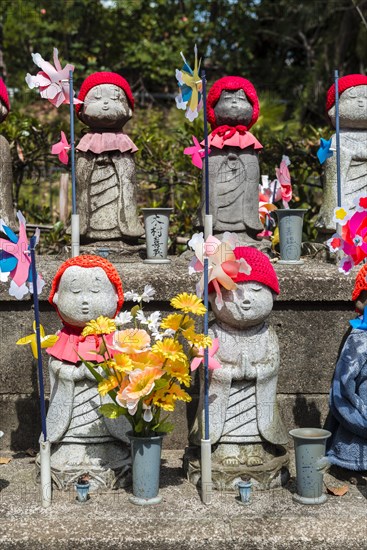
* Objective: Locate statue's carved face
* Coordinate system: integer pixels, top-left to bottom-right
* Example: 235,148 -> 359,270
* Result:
53,266 -> 118,327
328,85 -> 367,129
79,83 -> 132,130
214,89 -> 253,127
209,281 -> 274,328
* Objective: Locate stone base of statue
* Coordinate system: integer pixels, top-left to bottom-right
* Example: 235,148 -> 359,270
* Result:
183,444 -> 289,491
35,442 -> 131,491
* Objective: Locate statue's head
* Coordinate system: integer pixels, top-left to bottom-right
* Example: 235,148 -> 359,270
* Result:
0,78 -> 10,123
326,74 -> 367,129
352,263 -> 367,313
49,255 -> 124,328
76,72 -> 134,130
207,76 -> 259,130
209,247 -> 279,329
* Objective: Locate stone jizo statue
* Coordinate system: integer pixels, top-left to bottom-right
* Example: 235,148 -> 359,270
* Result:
198,76 -> 264,243
44,255 -> 130,489
0,78 -> 16,228
76,72 -> 144,243
316,74 -> 367,234
188,247 -> 289,490
325,262 -> 367,472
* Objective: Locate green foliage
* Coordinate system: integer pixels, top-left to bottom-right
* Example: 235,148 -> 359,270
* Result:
2,0 -> 365,121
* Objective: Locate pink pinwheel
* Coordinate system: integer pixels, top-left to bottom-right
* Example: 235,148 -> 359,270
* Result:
188,232 -> 251,309
51,131 -> 70,165
275,156 -> 292,208
184,136 -> 210,169
25,48 -> 83,108
326,200 -> 367,274
191,338 -> 221,371
0,211 -> 44,299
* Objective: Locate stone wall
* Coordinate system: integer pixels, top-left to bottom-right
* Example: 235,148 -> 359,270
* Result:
0,253 -> 355,451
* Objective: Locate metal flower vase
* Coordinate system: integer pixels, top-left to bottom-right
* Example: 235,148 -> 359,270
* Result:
128,432 -> 164,506
289,428 -> 331,505
142,208 -> 173,264
274,209 -> 307,264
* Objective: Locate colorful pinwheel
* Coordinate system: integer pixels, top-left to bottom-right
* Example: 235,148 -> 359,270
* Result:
326,197 -> 367,274
188,232 -> 251,310
25,48 -> 83,108
51,131 -> 71,165
175,44 -> 203,121
0,211 -> 44,298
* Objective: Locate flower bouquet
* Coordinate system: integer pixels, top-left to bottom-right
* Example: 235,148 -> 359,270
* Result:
78,286 -> 211,437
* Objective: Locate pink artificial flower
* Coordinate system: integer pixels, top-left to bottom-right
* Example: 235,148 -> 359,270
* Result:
184,135 -> 210,169
191,338 -> 221,371
51,131 -> 70,165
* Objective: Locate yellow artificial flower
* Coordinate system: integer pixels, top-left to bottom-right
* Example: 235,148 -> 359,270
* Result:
16,322 -> 59,359
114,354 -> 134,373
153,383 -> 192,411
165,358 -> 191,387
98,375 -> 119,396
168,382 -> 192,403
160,313 -> 194,332
129,351 -> 163,370
81,316 -> 116,337
152,389 -> 175,411
112,328 -> 150,354
151,338 -> 186,362
182,328 -> 212,349
170,293 -> 206,316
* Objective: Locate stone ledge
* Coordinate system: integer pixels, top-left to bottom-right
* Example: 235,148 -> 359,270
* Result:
0,255 -> 356,303
0,451 -> 365,550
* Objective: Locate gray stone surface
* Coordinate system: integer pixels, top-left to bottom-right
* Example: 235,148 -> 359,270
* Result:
0,134 -> 16,228
316,83 -> 367,233
0,450 -> 366,549
0,255 -> 359,453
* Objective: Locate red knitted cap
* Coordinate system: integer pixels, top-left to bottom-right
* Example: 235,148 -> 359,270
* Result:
207,76 -> 259,130
209,246 -> 280,295
0,78 -> 10,112
49,255 -> 124,316
352,263 -> 367,302
76,71 -> 134,114
326,74 -> 367,111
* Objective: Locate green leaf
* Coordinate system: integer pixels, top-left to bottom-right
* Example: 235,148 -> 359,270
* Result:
99,404 -> 126,419
155,421 -> 174,434
131,305 -> 140,318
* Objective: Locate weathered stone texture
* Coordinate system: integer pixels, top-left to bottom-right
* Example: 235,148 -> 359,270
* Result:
0,256 -> 356,450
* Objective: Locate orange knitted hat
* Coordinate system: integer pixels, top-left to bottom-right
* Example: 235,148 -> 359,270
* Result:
352,263 -> 367,302
49,255 -> 124,315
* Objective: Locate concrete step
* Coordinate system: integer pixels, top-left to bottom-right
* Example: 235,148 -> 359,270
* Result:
0,450 -> 366,550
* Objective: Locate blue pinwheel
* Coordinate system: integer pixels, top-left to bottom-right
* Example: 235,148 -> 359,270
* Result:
317,137 -> 334,164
